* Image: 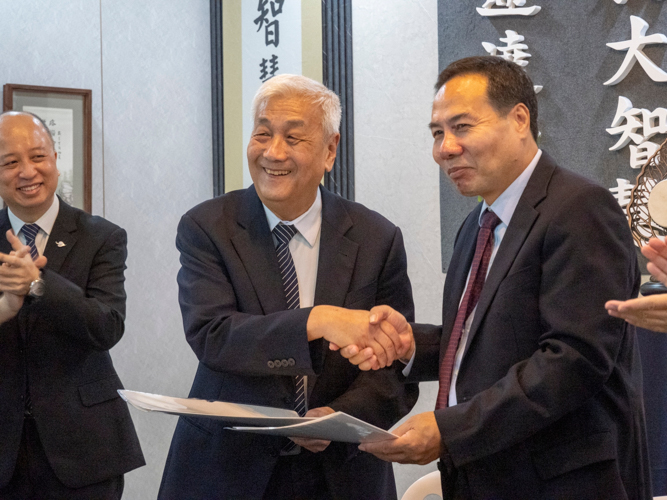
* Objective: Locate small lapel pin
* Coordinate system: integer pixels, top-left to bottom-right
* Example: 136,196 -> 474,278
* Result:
55,241 -> 66,247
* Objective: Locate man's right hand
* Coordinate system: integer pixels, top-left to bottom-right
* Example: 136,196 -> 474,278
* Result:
325,305 -> 415,370
307,305 -> 409,369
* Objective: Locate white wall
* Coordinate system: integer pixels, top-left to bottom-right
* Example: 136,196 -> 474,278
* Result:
353,0 -> 444,496
0,1 -> 211,498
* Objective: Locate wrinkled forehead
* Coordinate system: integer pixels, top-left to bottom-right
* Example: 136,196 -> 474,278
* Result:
254,94 -> 324,130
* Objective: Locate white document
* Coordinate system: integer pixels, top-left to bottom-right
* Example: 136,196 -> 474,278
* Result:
229,412 -> 397,444
118,390 -> 308,426
119,390 -> 396,443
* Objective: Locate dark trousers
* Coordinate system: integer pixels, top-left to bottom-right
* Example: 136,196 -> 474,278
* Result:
0,417 -> 124,500
262,450 -> 332,500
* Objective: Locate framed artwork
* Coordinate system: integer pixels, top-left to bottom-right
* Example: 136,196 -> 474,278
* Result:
3,84 -> 92,213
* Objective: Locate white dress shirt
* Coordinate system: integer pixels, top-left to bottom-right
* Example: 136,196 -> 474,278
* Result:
8,195 -> 60,255
262,188 -> 323,408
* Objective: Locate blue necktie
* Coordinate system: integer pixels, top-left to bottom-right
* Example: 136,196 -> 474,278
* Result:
273,223 -> 307,418
22,224 -> 40,261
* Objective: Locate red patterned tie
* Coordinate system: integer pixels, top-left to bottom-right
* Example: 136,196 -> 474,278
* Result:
435,209 -> 501,410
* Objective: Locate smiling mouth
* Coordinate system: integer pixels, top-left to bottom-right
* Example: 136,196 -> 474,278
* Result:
18,183 -> 41,193
264,168 -> 290,176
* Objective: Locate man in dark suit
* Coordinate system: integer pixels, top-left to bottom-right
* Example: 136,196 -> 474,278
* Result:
0,112 -> 144,499
158,74 -> 417,499
353,57 -> 652,499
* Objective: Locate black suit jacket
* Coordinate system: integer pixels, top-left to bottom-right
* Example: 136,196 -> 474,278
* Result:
0,199 -> 144,489
159,186 -> 418,499
410,153 -> 652,500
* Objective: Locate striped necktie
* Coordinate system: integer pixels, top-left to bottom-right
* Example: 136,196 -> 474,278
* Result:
273,223 -> 307,418
22,223 -> 40,261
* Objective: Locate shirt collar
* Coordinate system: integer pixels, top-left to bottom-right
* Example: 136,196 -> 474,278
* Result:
8,195 -> 60,236
263,188 -> 322,248
480,149 -> 542,227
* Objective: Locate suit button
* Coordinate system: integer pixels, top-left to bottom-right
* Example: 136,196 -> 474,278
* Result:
287,358 -> 295,366
274,359 -> 282,367
283,396 -> 292,405
280,359 -> 289,368
267,361 -> 275,368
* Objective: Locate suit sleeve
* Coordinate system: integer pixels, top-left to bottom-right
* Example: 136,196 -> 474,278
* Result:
27,226 -> 127,351
435,186 -> 639,467
326,227 -> 419,428
176,213 -> 318,377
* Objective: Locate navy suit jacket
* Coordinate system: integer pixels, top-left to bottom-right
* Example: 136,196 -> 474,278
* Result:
159,186 -> 418,499
410,153 -> 652,500
0,199 -> 144,488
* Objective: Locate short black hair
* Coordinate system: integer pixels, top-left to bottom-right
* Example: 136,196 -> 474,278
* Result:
435,56 -> 539,141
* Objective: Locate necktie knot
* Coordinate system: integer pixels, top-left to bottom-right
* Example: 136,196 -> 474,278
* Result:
273,223 -> 298,246
481,210 -> 501,231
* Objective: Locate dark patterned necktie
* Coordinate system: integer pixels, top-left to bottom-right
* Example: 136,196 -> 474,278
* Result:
436,209 -> 502,410
22,223 -> 40,261
273,223 -> 307,417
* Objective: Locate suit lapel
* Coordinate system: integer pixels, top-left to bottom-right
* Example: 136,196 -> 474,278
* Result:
231,186 -> 288,315
314,188 -> 358,307
43,199 -> 78,273
440,205 -> 482,355
462,153 -> 556,357
0,209 -> 12,255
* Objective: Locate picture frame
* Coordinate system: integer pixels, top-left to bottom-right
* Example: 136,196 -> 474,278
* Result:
3,84 -> 92,213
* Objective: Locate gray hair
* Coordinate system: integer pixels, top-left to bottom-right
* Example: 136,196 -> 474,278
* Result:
251,74 -> 341,139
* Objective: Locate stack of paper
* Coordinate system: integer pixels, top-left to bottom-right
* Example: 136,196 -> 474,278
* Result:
119,390 -> 396,443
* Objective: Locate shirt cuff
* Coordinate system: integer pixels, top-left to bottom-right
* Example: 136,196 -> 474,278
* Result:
401,347 -> 416,377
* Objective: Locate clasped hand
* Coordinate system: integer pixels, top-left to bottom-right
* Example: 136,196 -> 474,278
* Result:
0,230 -> 47,320
307,304 -> 414,370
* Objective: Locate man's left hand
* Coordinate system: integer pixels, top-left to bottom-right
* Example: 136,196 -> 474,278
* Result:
0,230 -> 46,296
358,412 -> 441,465
289,406 -> 335,453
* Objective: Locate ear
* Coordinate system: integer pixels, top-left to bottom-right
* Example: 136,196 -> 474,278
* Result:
509,103 -> 531,138
324,133 -> 340,173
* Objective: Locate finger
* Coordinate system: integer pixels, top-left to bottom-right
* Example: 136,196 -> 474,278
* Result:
367,340 -> 388,368
604,300 -> 621,312
373,326 -> 397,365
34,256 -> 47,269
374,320 -> 403,359
5,229 -> 22,253
369,305 -> 396,324
616,295 -> 667,312
646,262 -> 667,285
357,354 -> 380,371
345,348 -> 375,366
289,437 -> 331,453
336,344 -> 359,358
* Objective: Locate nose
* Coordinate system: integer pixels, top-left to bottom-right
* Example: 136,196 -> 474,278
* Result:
18,160 -> 38,178
264,136 -> 288,162
438,132 -> 463,159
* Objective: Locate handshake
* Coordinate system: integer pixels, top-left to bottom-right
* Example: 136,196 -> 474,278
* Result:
306,305 -> 415,370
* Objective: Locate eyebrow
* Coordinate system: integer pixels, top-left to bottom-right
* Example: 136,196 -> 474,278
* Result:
256,117 -> 306,128
428,112 -> 474,130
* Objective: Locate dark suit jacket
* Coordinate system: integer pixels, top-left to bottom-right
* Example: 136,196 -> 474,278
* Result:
0,199 -> 144,489
159,186 -> 418,499
409,153 -> 652,500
